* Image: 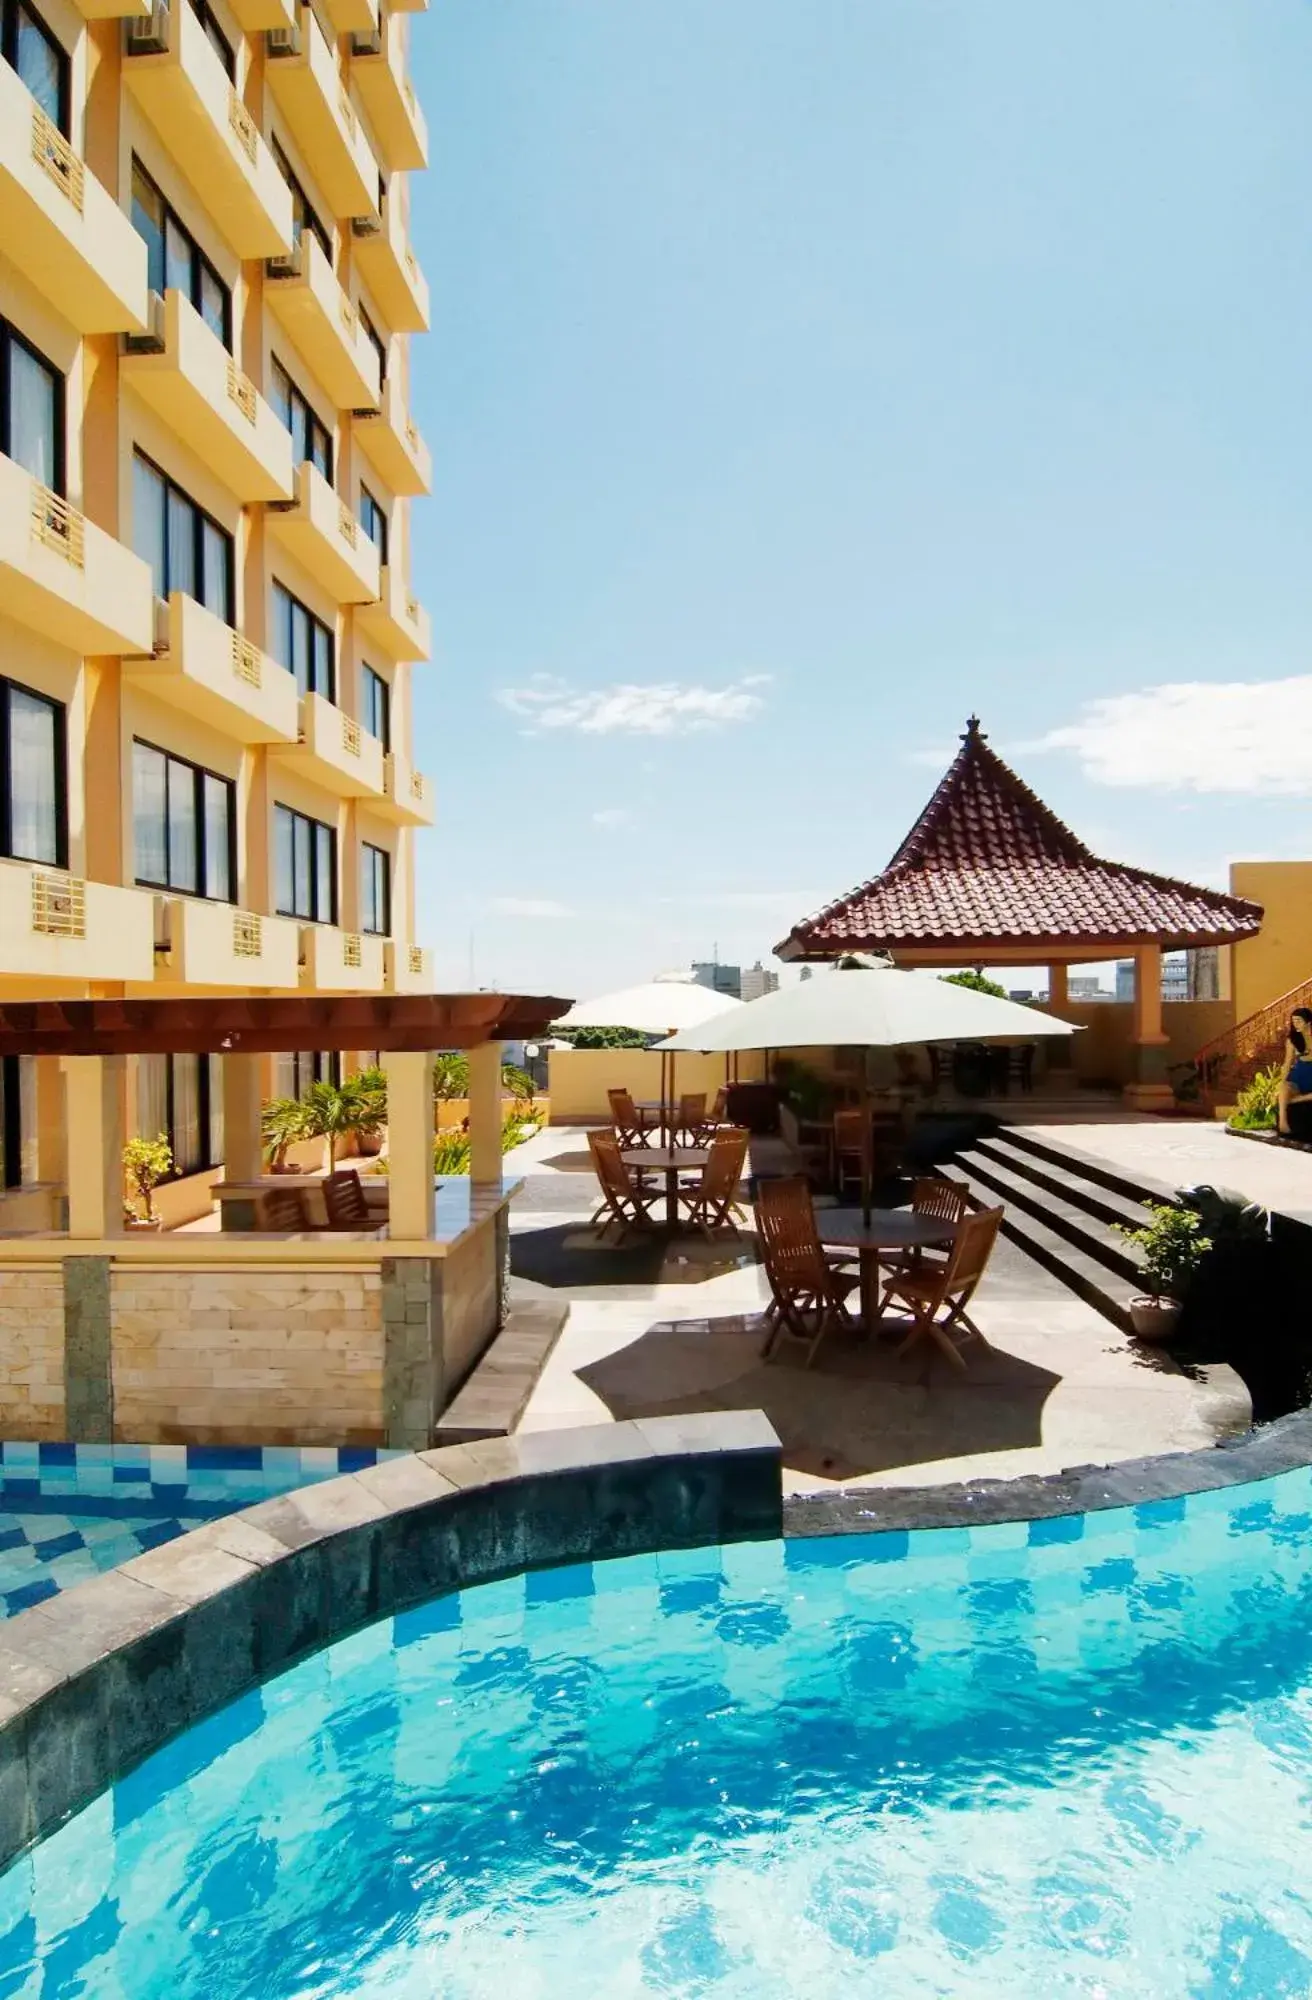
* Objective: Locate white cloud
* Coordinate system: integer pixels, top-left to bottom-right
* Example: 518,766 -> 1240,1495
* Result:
490,897 -> 573,919
496,673 -> 770,736
1028,678 -> 1312,795
591,807 -> 631,828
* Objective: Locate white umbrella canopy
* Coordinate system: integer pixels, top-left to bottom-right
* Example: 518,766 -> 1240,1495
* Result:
554,981 -> 742,1036
657,967 -> 1076,1054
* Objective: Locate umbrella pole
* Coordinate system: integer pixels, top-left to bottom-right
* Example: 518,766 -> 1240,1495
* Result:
861,1052 -> 874,1230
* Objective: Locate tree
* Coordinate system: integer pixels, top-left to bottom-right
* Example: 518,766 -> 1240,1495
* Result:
561,1025 -> 650,1050
939,969 -> 1008,1000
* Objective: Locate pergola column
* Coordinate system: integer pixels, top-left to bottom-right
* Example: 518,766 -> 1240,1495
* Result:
63,1056 -> 125,1238
468,1040 -> 503,1186
1125,942 -> 1173,1108
385,1050 -> 435,1238
1046,964 -> 1075,1072
222,1055 -> 264,1183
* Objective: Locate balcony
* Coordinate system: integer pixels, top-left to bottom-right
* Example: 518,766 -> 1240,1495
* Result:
121,291 -> 294,504
266,9 -> 380,223
0,63 -> 149,334
0,454 -> 154,656
230,0 -> 294,27
299,922 -> 386,992
267,462 -> 380,603
124,595 -> 300,744
356,564 -> 429,662
385,940 -> 432,993
156,896 -> 301,987
72,0 -> 152,17
321,0 -> 375,35
350,21 -> 427,173
274,690 -> 386,797
376,750 -> 434,827
353,373 -> 430,497
125,0 -> 293,258
265,233 -> 380,412
0,860 -> 155,983
351,192 -> 428,334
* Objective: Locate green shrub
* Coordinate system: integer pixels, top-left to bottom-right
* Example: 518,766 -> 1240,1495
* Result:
560,1026 -> 649,1050
1228,1064 -> 1281,1132
433,1129 -> 472,1175
939,968 -> 1009,1000
123,1133 -> 172,1221
1112,1201 -> 1211,1301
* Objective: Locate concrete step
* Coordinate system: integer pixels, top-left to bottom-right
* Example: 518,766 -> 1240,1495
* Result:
970,1133 -> 1151,1235
952,1159 -> 1141,1336
955,1145 -> 1144,1286
996,1124 -> 1175,1207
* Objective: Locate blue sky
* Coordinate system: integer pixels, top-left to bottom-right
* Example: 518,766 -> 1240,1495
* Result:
405,0 -> 1312,1004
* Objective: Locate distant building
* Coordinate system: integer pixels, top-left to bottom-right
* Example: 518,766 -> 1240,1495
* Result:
692,961 -> 742,999
741,961 -> 779,1003
1115,953 -> 1190,1003
1007,988 -> 1036,1004
1069,975 -> 1112,1001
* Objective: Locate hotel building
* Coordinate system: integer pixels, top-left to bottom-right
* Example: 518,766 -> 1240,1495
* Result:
0,0 -> 432,1219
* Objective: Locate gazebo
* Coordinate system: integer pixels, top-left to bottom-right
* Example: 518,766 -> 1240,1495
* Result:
775,719 -> 1263,1106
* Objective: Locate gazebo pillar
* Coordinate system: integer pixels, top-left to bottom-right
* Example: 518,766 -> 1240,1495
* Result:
385,1050 -> 435,1238
64,1056 -> 125,1238
222,1055 -> 264,1183
1046,965 -> 1075,1073
468,1040 -> 503,1185
1125,943 -> 1173,1109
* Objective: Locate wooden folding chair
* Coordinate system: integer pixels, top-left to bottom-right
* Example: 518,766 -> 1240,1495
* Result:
608,1088 -> 653,1148
322,1170 -> 371,1229
755,1177 -> 860,1367
588,1130 -> 659,1240
882,1206 -> 1003,1371
680,1126 -> 749,1240
693,1087 -> 728,1144
673,1092 -> 707,1145
260,1187 -> 310,1231
885,1177 -> 974,1277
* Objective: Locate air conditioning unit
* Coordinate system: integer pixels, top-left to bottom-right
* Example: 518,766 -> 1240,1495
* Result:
151,595 -> 171,654
152,897 -> 174,964
266,22 -> 300,56
351,27 -> 381,55
125,2 -> 169,55
351,212 -> 382,239
266,244 -> 303,280
122,290 -> 167,356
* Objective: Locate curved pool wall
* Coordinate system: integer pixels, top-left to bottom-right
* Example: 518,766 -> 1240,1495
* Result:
4,1402 -> 1312,1878
0,1411 -> 783,1869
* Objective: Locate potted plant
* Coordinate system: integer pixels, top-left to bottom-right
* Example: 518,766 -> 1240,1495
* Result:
262,1096 -> 310,1173
122,1133 -> 172,1230
1113,1200 -> 1212,1341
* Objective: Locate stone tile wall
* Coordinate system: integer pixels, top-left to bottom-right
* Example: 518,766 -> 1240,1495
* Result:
0,1271 -> 64,1441
110,1268 -> 385,1446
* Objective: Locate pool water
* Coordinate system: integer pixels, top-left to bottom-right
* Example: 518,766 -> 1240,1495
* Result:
9,1467 -> 1312,1997
0,1444 -> 395,1619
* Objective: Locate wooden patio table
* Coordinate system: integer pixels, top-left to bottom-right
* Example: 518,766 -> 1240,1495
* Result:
621,1147 -> 710,1229
816,1207 -> 958,1333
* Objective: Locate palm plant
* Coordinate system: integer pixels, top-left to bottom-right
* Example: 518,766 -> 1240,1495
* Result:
432,1053 -> 470,1101
262,1096 -> 310,1171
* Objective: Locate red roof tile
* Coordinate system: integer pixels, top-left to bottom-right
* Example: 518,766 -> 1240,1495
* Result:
778,720 -> 1263,958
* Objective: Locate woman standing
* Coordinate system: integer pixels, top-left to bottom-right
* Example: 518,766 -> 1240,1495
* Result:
1277,1007 -> 1312,1139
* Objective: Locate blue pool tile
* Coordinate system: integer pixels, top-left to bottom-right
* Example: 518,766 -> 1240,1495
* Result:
526,1563 -> 595,1605
31,1531 -> 84,1562
1134,1495 -> 1188,1529
36,1443 -> 75,1467
133,1520 -> 185,1554
0,1531 -> 26,1556
112,1467 -> 150,1486
393,1595 -> 461,1646
3,1577 -> 57,1615
1028,1513 -> 1084,1547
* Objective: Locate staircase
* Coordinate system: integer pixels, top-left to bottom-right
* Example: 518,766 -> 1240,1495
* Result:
949,1125 -> 1169,1334
1194,974 -> 1312,1110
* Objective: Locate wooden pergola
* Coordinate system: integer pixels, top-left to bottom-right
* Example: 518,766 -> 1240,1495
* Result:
3,991 -> 568,1240
775,719 -> 1263,1105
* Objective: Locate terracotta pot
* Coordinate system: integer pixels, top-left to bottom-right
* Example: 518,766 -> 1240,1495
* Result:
124,1217 -> 162,1233
1129,1296 -> 1182,1343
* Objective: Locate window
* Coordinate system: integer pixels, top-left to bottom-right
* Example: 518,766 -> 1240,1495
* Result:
133,453 -> 234,620
359,485 -> 387,564
274,803 -> 336,922
360,841 -> 390,935
132,741 -> 234,900
137,1054 -> 224,1179
2,0 -> 69,135
0,675 -> 64,866
270,359 -> 331,480
0,1056 -> 37,1191
273,1050 -> 339,1100
360,665 -> 389,749
1,319 -> 62,494
271,137 -> 330,262
130,162 -> 231,348
359,302 -> 386,384
271,582 -> 334,699
185,0 -> 233,77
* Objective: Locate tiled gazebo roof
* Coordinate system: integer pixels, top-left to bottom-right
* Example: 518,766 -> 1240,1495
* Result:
776,719 -> 1263,960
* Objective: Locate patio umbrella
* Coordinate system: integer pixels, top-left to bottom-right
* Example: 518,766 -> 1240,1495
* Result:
553,981 -> 742,1143
658,966 -> 1077,1222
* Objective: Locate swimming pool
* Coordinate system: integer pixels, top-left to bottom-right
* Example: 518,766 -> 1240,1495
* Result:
7,1462 -> 1312,1996
0,1443 -> 398,1618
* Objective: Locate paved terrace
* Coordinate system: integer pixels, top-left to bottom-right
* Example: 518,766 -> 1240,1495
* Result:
1004,1108 -> 1312,1221
504,1126 -> 1251,1499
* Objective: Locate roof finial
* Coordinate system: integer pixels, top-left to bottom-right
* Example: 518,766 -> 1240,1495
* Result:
963,715 -> 985,743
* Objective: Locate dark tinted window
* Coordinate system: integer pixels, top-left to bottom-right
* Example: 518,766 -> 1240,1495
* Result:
271,136 -> 331,263
274,803 -> 336,922
185,0 -> 233,77
3,324 -> 61,492
270,358 -> 331,480
361,665 -> 389,748
137,1053 -> 223,1177
360,841 -> 390,934
271,581 -> 334,699
359,485 -> 387,563
133,453 -> 234,619
130,161 -> 232,349
3,0 -> 68,134
0,676 -> 64,866
359,302 -> 386,383
132,740 -> 234,900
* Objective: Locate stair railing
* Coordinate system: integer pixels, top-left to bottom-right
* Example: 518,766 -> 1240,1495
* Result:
1193,974 -> 1312,1110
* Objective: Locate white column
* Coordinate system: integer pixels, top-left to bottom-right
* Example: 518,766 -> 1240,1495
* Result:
468,1040 -> 503,1186
385,1049 -> 435,1238
222,1054 -> 263,1183
63,1056 -> 125,1238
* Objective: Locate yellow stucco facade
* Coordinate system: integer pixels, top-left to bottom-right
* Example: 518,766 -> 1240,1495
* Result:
0,0 -> 432,1210
1229,862 -> 1312,1023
